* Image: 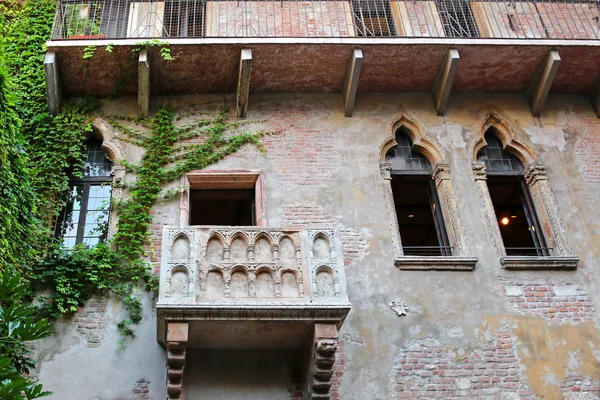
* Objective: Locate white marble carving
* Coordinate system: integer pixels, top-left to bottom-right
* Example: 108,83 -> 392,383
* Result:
389,299 -> 410,317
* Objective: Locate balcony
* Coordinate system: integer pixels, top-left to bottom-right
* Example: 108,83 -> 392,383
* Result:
51,0 -> 600,40
156,225 -> 351,344
44,0 -> 600,118
156,226 -> 350,398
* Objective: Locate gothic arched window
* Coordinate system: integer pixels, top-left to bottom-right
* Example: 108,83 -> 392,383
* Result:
57,137 -> 113,248
385,128 -> 450,256
477,129 -> 548,256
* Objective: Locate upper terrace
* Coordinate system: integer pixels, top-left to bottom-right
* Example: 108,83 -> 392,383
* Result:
45,0 -> 600,117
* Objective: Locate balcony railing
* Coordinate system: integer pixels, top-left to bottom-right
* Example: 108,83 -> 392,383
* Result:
157,226 -> 350,308
51,0 -> 600,40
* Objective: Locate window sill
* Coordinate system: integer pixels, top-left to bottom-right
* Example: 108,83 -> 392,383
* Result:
500,256 -> 579,270
395,257 -> 478,271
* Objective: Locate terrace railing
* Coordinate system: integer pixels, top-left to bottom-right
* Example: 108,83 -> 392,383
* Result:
51,0 -> 600,40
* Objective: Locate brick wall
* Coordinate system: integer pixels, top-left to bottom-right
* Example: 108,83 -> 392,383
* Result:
132,378 -> 151,399
331,339 -> 348,399
497,277 -> 596,323
390,333 -> 536,399
71,297 -> 108,348
562,375 -> 600,399
281,202 -> 369,266
205,1 -> 355,37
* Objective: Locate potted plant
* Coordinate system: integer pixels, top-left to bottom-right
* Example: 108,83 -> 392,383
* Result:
65,4 -> 106,39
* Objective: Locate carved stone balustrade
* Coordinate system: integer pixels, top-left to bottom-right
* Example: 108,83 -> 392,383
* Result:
156,226 -> 351,346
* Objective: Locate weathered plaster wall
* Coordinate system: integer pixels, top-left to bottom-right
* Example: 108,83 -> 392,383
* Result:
35,93 -> 600,399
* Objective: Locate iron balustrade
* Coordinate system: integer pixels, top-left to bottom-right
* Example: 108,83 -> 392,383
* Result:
51,0 -> 600,40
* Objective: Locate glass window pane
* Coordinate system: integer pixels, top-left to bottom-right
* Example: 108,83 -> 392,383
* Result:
83,138 -> 113,177
477,130 -> 524,173
58,185 -> 84,249
81,184 -> 112,245
385,128 -> 432,172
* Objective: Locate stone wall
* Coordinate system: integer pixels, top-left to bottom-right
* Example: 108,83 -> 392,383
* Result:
35,93 -> 600,400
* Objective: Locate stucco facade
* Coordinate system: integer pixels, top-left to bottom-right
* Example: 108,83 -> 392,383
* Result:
33,92 -> 600,399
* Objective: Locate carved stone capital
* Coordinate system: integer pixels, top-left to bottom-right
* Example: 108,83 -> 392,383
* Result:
432,163 -> 451,185
379,162 -> 392,180
524,162 -> 548,186
472,162 -> 487,181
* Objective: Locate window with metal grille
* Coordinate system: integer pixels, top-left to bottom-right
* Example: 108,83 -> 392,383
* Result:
386,128 -> 450,256
56,138 -> 113,248
477,129 -> 548,256
351,0 -> 395,36
436,0 -> 478,37
164,0 -> 205,37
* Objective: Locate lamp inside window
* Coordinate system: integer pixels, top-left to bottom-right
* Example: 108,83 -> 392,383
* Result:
477,129 -> 549,256
385,127 -> 451,256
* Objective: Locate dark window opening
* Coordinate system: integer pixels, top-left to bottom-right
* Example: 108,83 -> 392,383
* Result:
386,128 -> 450,256
391,175 -> 450,256
486,176 -> 547,256
56,138 -> 113,248
478,129 -> 548,256
351,0 -> 395,37
190,189 -> 255,226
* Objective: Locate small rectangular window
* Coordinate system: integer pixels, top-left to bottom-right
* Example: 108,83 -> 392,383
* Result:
391,175 -> 451,256
189,189 -> 255,226
486,176 -> 548,256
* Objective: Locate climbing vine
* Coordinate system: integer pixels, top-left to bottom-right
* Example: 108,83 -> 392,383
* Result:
1,0 -> 271,347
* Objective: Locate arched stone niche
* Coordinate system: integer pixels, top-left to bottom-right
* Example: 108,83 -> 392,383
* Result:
279,236 -> 297,268
281,271 -> 300,297
230,268 -> 249,297
315,267 -> 336,297
254,235 -> 273,263
255,268 -> 275,297
169,266 -> 190,297
205,270 -> 225,299
229,234 -> 248,262
171,234 -> 191,261
206,235 -> 224,263
312,234 -> 332,260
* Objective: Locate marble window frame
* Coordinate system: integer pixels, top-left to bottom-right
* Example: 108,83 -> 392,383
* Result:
380,115 -> 478,271
471,113 -> 578,270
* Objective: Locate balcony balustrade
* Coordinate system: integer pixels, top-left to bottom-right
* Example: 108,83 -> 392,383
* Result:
52,0 -> 600,41
156,225 -> 351,344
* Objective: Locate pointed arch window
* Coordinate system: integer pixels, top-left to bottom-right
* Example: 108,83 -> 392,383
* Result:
385,128 -> 450,256
56,137 -> 113,248
476,129 -> 548,256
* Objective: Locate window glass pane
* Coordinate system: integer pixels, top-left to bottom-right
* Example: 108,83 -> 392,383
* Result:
385,128 -> 432,173
477,130 -> 524,174
84,137 -> 113,177
81,184 -> 112,245
58,185 -> 84,249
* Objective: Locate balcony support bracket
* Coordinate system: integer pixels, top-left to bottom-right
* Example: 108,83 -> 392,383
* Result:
237,48 -> 253,118
44,51 -> 62,116
432,49 -> 459,116
166,322 -> 188,400
342,48 -> 363,117
528,50 -> 561,118
309,323 -> 339,400
138,50 -> 150,118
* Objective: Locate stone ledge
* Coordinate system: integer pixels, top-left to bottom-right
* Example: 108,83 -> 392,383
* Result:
394,257 -> 478,271
500,256 -> 579,270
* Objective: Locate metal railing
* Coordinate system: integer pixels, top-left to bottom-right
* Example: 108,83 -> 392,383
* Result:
51,0 -> 600,40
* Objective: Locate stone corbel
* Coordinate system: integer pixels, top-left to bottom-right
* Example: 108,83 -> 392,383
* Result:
166,322 -> 188,400
310,324 -> 339,400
